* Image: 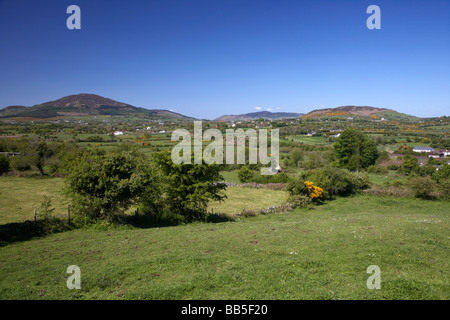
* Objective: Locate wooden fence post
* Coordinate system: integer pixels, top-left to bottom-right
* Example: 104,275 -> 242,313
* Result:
68,204 -> 71,224
34,209 -> 37,224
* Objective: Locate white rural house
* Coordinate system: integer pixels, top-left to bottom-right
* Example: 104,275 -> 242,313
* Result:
412,146 -> 434,153
331,133 -> 341,138
113,131 -> 124,136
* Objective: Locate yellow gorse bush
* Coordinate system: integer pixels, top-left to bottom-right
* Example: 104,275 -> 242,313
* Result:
304,181 -> 323,199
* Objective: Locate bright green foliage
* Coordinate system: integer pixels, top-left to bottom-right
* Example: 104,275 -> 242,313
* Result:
64,150 -> 156,221
409,176 -> 436,199
144,151 -> 227,222
237,166 -> 255,183
287,148 -> 304,167
333,129 -> 379,171
398,155 -> 420,175
433,163 -> 450,183
290,166 -> 371,198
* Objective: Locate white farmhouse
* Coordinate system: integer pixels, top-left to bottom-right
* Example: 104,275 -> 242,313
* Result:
412,146 -> 434,153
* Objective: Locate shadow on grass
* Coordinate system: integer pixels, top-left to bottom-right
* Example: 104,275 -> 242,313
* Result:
124,211 -> 235,229
0,218 -> 76,247
0,212 -> 235,246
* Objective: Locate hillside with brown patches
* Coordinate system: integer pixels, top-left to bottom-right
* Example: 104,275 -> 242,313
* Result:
302,106 -> 414,120
0,94 -> 193,120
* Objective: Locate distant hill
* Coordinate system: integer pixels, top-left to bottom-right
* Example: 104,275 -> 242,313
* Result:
302,106 -> 419,121
215,111 -> 303,121
0,105 -> 28,117
0,94 -> 193,120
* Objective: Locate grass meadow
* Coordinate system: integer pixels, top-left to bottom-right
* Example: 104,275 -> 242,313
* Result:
0,176 -> 449,300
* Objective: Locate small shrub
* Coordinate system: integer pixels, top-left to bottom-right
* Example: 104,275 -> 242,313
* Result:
287,194 -> 313,209
408,176 -> 436,199
237,166 -> 254,183
387,164 -> 399,171
287,179 -> 323,203
38,195 -> 55,221
239,209 -> 257,217
304,181 -> 324,200
367,165 -> 388,175
392,180 -> 404,187
299,166 -> 371,198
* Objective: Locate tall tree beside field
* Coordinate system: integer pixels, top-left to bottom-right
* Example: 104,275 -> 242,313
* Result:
333,129 -> 379,171
64,150 -> 156,221
34,140 -> 50,176
144,151 -> 227,221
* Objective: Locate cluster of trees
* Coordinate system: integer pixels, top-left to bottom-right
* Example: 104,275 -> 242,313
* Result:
63,149 -> 227,224
333,129 -> 379,171
0,138 -> 83,176
1,137 -> 228,224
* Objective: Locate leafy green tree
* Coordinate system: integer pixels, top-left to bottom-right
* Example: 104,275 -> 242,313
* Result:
64,150 -> 156,221
418,163 -> 436,177
333,129 -> 379,171
398,155 -> 419,175
432,163 -> 450,183
409,176 -> 436,199
237,166 -> 255,183
34,140 -> 50,176
145,151 -> 227,221
288,148 -> 303,167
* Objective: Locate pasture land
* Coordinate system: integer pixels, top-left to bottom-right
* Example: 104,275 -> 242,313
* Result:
282,135 -> 331,146
0,177 -> 66,224
208,186 -> 288,216
0,178 -> 448,300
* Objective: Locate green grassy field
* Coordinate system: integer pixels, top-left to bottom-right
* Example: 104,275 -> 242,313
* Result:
0,177 -> 67,224
219,171 -> 240,184
208,187 -> 288,216
282,135 -> 332,146
0,175 -> 448,300
368,172 -> 409,186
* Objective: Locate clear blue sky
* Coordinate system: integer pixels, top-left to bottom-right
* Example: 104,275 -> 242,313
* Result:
0,0 -> 449,119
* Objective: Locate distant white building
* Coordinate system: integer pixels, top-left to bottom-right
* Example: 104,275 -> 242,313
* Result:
331,133 -> 341,138
113,131 -> 124,136
413,146 -> 434,153
428,151 -> 444,159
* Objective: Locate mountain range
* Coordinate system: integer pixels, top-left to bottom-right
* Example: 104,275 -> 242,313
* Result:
0,94 -> 193,121
215,111 -> 304,121
301,105 -> 418,121
0,93 -> 420,121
